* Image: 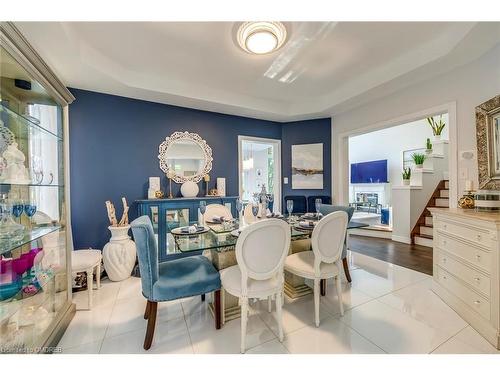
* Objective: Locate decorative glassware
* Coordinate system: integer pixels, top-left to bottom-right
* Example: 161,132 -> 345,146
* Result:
286,199 -> 294,218
315,198 -> 322,216
0,194 -> 25,241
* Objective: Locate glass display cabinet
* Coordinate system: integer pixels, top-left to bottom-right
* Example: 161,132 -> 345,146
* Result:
0,23 -> 75,353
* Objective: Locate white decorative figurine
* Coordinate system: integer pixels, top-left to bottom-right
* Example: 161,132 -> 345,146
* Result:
0,142 -> 31,184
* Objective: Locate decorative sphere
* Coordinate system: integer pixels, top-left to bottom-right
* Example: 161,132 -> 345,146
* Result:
180,181 -> 199,197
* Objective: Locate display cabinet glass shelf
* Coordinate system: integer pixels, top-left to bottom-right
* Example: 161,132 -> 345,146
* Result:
0,22 -> 75,353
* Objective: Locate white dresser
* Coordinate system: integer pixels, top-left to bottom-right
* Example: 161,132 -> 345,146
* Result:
430,208 -> 500,348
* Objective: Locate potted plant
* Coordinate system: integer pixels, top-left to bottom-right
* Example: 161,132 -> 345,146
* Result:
402,167 -> 411,185
412,152 -> 426,169
426,115 -> 446,141
425,138 -> 432,154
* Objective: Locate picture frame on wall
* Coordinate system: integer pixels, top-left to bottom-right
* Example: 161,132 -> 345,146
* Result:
292,143 -> 324,189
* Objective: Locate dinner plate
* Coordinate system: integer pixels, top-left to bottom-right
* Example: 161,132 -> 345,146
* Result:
171,226 -> 209,235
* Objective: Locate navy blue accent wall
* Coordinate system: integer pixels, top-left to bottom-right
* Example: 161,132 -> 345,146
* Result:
69,88 -> 282,250
281,118 -> 332,202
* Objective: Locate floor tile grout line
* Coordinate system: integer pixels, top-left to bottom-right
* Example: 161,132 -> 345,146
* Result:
428,325 -> 472,354
181,297 -> 197,354
98,280 -> 122,353
335,315 -> 388,354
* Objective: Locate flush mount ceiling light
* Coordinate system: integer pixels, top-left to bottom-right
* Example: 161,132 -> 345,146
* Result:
237,22 -> 287,55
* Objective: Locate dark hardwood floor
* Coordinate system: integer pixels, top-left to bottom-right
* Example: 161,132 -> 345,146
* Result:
349,234 -> 433,275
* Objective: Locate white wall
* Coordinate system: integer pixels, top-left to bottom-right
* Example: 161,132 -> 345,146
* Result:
333,43 -> 500,204
348,115 -> 449,205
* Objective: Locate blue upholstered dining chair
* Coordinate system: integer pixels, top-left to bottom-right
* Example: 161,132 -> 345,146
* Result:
130,215 -> 222,350
318,205 -> 355,282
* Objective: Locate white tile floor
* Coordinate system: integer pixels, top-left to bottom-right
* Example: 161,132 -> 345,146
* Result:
59,252 -> 500,354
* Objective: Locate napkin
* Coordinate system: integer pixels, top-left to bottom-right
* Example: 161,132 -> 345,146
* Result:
266,211 -> 283,218
211,216 -> 225,223
299,221 -> 315,228
181,224 -> 199,233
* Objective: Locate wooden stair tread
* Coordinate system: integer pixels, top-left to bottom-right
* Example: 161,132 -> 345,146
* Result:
421,224 -> 433,228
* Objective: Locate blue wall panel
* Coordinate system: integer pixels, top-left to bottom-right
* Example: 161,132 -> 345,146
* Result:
68,88 -> 331,250
281,118 -> 332,201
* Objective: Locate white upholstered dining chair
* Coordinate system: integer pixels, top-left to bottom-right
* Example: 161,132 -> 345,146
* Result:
204,203 -> 233,221
284,211 -> 348,327
220,219 -> 291,353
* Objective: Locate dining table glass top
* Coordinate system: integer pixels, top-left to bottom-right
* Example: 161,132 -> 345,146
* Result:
170,214 -> 368,253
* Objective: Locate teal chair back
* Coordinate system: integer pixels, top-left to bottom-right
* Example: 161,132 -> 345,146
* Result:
130,216 -> 159,300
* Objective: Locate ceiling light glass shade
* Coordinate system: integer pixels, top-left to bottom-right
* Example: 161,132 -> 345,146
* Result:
237,22 -> 287,54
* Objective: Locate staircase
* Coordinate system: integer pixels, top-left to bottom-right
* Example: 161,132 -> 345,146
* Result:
412,180 -> 449,247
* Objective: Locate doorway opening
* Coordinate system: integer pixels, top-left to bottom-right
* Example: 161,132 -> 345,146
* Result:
238,136 -> 281,212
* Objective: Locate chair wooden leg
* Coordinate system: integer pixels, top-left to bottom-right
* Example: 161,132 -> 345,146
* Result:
267,295 -> 272,312
240,298 -> 248,353
144,300 -> 151,319
335,275 -> 344,316
313,279 -> 320,327
276,292 -> 284,342
214,290 -> 222,330
143,301 -> 157,350
320,279 -> 327,296
201,293 -> 205,302
342,257 -> 352,283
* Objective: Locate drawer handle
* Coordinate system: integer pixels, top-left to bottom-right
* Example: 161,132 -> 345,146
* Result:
443,224 -> 448,230
442,276 -> 447,280
474,300 -> 481,305
476,254 -> 481,261
477,234 -> 482,241
442,258 -> 447,263
474,277 -> 481,283
442,240 -> 447,245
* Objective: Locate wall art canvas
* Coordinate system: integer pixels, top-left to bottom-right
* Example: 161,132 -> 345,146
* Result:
292,143 -> 323,189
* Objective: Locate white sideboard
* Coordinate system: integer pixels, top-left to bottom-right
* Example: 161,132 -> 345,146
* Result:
430,208 -> 500,349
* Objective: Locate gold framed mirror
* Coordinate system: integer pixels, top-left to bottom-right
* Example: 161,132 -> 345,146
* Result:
476,94 -> 500,190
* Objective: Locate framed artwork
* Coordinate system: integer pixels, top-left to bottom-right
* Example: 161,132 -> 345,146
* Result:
291,143 -> 323,189
476,95 -> 500,189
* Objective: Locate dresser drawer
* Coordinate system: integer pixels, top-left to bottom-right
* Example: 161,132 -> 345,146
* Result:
437,250 -> 490,297
435,233 -> 492,273
436,219 -> 493,249
437,267 -> 491,321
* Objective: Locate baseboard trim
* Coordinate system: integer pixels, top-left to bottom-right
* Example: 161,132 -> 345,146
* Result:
391,235 -> 412,244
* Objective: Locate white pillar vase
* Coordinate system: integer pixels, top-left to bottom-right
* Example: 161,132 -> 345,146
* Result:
102,225 -> 137,281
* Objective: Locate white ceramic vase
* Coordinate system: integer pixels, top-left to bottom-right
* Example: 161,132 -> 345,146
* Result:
433,134 -> 441,142
102,225 -> 136,281
180,181 -> 199,197
403,179 -> 410,186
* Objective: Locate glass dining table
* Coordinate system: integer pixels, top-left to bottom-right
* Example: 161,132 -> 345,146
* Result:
169,215 -> 368,328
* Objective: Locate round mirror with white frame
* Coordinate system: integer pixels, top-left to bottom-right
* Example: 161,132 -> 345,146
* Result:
158,131 -> 213,183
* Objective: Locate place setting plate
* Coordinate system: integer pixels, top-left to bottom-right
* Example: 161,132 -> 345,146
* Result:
171,225 -> 209,236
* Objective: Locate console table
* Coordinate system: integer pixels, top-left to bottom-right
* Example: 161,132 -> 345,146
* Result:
135,196 -> 238,262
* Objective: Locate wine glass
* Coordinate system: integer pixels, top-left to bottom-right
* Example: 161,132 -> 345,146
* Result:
24,202 -> 37,228
12,200 -> 24,220
236,198 -> 243,220
251,203 -> 259,220
199,201 -> 206,226
286,199 -> 294,218
315,198 -> 322,216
